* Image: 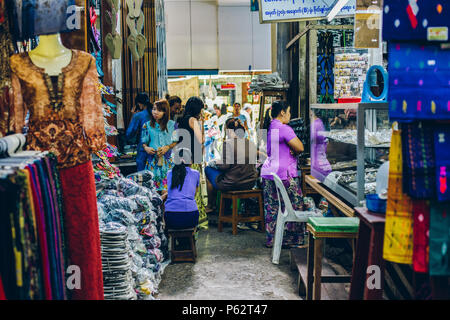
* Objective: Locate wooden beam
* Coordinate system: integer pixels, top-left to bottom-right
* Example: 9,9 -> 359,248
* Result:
286,25 -> 311,50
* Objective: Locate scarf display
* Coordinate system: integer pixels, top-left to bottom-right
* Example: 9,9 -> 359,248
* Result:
429,201 -> 450,276
434,124 -> 450,202
0,136 -> 67,300
412,200 -> 430,273
401,122 -> 436,199
383,127 -> 414,264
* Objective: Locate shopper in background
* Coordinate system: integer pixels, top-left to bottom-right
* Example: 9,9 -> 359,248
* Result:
141,99 -> 177,194
230,102 -> 248,132
175,96 -> 207,227
164,155 -> 200,230
166,94 -> 182,122
126,92 -> 152,171
242,103 -> 255,142
205,118 -> 258,213
260,100 -> 305,248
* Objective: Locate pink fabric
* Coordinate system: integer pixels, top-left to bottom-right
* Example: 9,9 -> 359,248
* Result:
413,200 -> 430,273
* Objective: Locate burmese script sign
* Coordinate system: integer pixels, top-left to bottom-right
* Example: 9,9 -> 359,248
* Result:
258,0 -> 356,23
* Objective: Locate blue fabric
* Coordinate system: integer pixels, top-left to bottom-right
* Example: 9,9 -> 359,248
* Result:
165,167 -> 200,212
388,42 -> 450,121
12,0 -> 76,41
434,125 -> 450,202
383,0 -> 450,42
205,166 -> 221,190
164,211 -> 199,230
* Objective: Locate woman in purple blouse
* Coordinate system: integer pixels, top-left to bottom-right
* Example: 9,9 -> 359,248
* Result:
164,154 -> 200,230
260,101 -> 305,248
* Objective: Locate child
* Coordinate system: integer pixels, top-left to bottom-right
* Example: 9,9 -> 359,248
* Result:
164,160 -> 200,230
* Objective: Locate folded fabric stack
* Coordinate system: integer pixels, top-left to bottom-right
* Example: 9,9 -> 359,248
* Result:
96,173 -> 168,300
248,72 -> 289,93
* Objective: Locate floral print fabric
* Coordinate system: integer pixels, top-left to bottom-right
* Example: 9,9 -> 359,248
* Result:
262,177 -> 305,247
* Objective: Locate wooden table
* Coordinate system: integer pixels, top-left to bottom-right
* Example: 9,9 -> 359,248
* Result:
349,207 -> 386,300
305,175 -> 355,217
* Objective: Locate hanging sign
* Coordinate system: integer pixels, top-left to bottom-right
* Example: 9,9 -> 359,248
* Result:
258,0 -> 356,24
220,83 -> 236,91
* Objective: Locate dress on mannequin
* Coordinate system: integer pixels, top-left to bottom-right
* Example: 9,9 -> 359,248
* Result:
9,34 -> 106,300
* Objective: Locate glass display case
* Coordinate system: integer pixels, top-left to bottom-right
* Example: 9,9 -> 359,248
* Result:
310,102 -> 390,206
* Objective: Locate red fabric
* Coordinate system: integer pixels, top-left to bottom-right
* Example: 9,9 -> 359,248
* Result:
27,165 -> 52,299
0,276 -> 6,300
413,200 -> 430,273
59,161 -> 104,300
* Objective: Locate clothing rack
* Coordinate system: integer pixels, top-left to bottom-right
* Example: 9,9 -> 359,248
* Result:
0,134 -> 67,300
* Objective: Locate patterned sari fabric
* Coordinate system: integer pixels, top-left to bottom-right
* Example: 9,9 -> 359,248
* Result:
401,122 -> 435,199
262,177 -> 305,248
192,163 -> 208,230
412,200 -> 430,273
383,127 -> 414,264
429,201 -> 450,276
434,124 -> 450,202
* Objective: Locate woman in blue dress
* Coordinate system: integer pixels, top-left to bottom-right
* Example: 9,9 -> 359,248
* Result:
141,99 -> 178,192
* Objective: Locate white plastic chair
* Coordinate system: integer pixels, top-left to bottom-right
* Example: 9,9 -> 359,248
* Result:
271,172 -> 322,265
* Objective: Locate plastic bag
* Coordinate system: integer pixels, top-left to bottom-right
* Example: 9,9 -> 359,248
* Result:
98,195 -> 138,213
127,195 -> 153,212
117,178 -> 141,197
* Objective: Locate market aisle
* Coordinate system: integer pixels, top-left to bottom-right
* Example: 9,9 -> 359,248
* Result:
157,226 -> 301,300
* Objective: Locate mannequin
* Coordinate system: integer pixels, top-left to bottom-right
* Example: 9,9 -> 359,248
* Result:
28,34 -> 72,76
9,34 -> 106,300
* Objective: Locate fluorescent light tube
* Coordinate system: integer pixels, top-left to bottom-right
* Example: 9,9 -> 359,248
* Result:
327,0 -> 351,22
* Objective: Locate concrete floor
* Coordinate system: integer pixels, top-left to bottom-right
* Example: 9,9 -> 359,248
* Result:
156,225 -> 302,300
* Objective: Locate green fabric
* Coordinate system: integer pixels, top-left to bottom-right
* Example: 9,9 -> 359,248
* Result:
307,217 -> 360,233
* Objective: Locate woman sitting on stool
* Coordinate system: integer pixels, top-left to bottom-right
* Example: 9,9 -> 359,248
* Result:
204,118 -> 258,214
164,154 -> 200,230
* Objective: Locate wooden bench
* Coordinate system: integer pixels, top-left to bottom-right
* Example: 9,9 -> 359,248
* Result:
218,189 -> 265,235
167,228 -> 197,263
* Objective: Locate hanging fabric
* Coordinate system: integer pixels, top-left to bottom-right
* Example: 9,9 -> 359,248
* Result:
429,201 -> 450,276
383,125 -> 414,264
0,134 -> 67,300
412,200 -> 430,273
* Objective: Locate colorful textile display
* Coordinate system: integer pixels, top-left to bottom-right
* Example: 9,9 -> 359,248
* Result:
429,201 -> 450,276
412,200 -> 430,273
383,127 -> 414,264
317,32 -> 335,104
388,42 -> 450,121
0,150 -> 67,300
401,122 -> 436,199
383,0 -> 449,42
434,124 -> 450,202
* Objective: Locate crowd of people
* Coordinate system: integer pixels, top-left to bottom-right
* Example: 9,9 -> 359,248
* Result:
125,93 -> 307,249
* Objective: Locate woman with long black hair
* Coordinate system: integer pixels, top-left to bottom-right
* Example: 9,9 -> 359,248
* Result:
260,100 -> 305,248
164,151 -> 200,230
175,96 -> 208,228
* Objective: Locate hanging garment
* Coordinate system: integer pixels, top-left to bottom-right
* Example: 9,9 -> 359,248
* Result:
388,42 -> 450,121
383,126 -> 414,264
317,32 -> 335,104
9,49 -> 106,168
59,161 -> 104,300
9,50 -> 106,300
383,0 -> 450,42
412,200 -> 430,273
429,201 -> 450,276
401,122 -> 436,199
434,124 -> 450,202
